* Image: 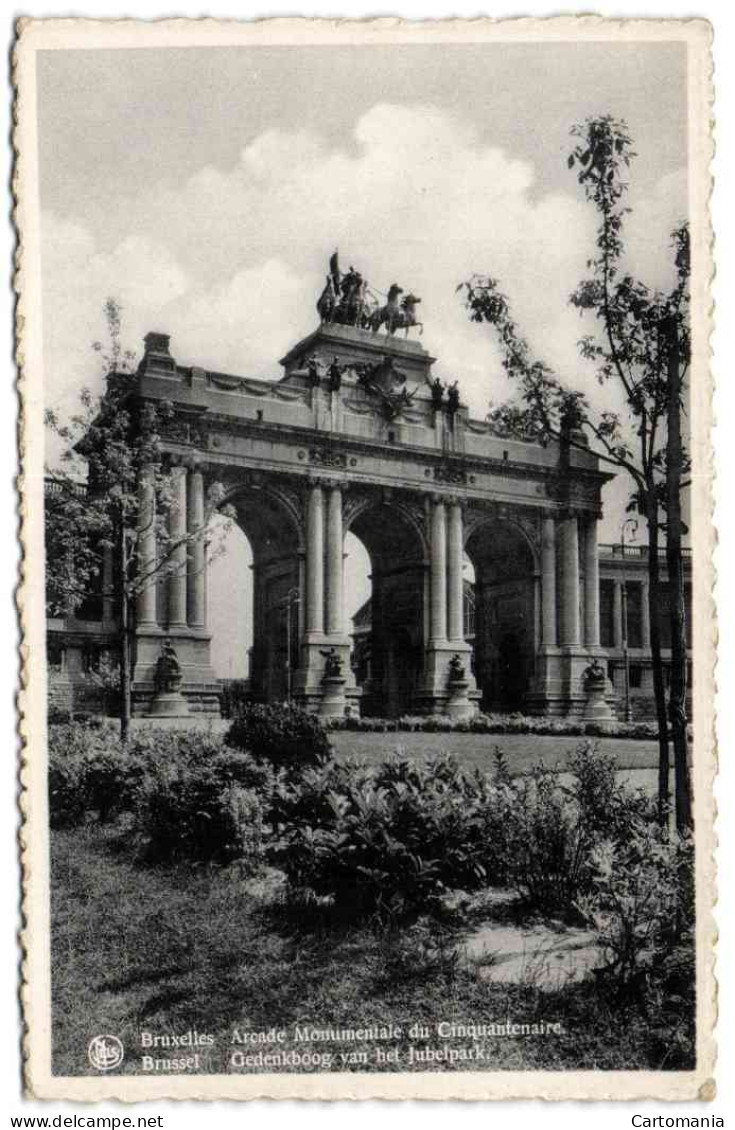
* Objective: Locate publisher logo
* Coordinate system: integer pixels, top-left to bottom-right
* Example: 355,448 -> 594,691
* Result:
88,1034 -> 124,1071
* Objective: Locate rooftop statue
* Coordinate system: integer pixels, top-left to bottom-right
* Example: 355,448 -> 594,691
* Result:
429,375 -> 445,411
446,381 -> 461,415
354,355 -> 418,421
316,250 -> 423,337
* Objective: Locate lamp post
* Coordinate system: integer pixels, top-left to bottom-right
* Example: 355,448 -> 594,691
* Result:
278,586 -> 301,703
620,517 -> 638,723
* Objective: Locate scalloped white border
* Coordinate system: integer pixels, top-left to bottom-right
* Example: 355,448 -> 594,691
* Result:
13,14 -> 716,1102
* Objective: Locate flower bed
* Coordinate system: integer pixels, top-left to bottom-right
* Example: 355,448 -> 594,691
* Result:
326,712 -> 659,740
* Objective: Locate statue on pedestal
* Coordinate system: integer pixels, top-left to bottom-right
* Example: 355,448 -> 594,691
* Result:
148,637 -> 189,717
155,638 -> 182,695
448,653 -> 466,684
583,656 -> 606,688
320,647 -> 343,679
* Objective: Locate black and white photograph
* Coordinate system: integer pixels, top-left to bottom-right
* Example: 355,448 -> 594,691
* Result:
15,16 -> 715,1101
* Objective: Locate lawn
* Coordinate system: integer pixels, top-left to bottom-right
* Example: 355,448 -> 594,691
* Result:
330,731 -> 659,775
50,821 -> 690,1078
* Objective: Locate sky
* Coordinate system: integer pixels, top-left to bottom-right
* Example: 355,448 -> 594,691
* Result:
36,41 -> 691,674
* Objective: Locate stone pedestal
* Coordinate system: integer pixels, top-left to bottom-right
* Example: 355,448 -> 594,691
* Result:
318,675 -> 348,719
583,661 -> 614,725
132,628 -> 222,716
293,636 -> 360,713
148,688 -> 190,718
445,678 -> 474,720
147,651 -> 190,718
417,642 -> 479,716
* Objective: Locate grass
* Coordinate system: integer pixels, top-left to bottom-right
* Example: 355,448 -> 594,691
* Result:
50,821 -> 693,1078
330,731 -> 659,775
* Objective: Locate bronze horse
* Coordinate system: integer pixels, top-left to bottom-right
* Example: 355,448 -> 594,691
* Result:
369,286 -> 423,336
316,275 -> 337,323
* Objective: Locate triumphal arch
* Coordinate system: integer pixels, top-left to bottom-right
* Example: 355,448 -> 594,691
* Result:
130,267 -> 611,719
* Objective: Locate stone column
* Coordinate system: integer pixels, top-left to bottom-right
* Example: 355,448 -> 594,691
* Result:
167,463 -> 188,628
430,498 -> 447,642
297,554 -> 306,639
305,481 -> 325,637
541,516 -> 557,647
641,580 -> 651,648
136,463 -> 157,626
613,581 -> 623,649
583,516 -> 600,648
325,483 -> 343,636
447,499 -> 465,641
186,465 -> 206,630
560,512 -> 581,647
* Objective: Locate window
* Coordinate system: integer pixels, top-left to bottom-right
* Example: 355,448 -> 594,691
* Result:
599,579 -> 615,647
47,640 -> 65,672
626,582 -> 643,649
629,664 -> 642,689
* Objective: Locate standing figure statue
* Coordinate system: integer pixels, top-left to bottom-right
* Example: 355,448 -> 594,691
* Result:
334,267 -> 364,326
446,381 -> 461,416
327,357 -> 343,392
329,249 -> 342,299
306,355 -> 321,387
429,375 -> 445,411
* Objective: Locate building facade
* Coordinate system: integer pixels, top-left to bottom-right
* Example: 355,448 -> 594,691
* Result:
47,317 -> 688,721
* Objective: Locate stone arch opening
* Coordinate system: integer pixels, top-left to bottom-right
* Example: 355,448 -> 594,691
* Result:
220,485 -> 303,704
347,499 -> 427,716
466,519 -> 538,712
207,517 -> 252,680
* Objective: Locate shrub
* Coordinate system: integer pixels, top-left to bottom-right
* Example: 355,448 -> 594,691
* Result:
122,731 -> 272,865
499,742 -> 656,916
225,702 -> 332,774
271,754 -> 506,920
577,827 -> 695,997
137,756 -> 266,866
48,747 -> 89,828
219,679 -> 251,719
48,723 -> 136,827
325,712 -> 658,740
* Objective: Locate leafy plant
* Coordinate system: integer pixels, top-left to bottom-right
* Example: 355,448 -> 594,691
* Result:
577,827 -> 694,1001
48,722 -> 138,827
500,742 -> 656,915
271,754 -> 507,921
225,702 -> 332,774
